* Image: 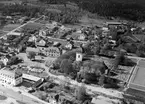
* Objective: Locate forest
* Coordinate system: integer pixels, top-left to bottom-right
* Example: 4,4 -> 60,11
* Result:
38,0 -> 145,22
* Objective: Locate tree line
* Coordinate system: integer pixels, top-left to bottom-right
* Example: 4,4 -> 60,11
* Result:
38,0 -> 145,22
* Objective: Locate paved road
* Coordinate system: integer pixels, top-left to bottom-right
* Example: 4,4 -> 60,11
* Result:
19,52 -> 123,99
0,85 -> 48,104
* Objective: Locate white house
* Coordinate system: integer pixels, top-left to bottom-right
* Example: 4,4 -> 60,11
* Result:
39,29 -> 46,36
0,67 -> 23,86
0,57 -> 8,66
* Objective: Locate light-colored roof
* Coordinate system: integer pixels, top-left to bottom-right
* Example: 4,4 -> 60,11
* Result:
7,32 -> 21,36
23,73 -> 40,82
105,22 -> 126,25
26,47 -> 39,53
0,67 -> 22,78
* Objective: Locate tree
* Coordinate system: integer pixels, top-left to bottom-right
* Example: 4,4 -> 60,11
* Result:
75,85 -> 90,102
27,51 -> 36,60
98,74 -> 105,86
7,56 -> 23,66
60,59 -> 74,75
113,51 -> 125,70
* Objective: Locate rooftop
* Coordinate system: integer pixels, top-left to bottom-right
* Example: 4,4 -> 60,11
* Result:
0,67 -> 22,78
105,22 -> 127,25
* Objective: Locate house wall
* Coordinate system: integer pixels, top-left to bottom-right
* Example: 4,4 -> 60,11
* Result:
0,73 -> 22,86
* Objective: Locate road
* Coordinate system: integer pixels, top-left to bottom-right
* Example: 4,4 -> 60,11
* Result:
0,85 -> 48,104
7,16 -> 44,36
46,69 -> 123,99
18,52 -> 123,99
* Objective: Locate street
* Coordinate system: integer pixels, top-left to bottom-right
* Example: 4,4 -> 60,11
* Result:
0,85 -> 46,104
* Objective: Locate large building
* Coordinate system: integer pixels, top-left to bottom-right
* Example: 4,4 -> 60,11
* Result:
45,47 -> 61,58
0,67 -> 23,86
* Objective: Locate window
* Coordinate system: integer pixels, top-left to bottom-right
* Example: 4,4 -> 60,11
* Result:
78,55 -> 80,58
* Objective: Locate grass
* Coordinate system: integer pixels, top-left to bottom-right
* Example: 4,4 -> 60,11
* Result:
3,24 -> 21,31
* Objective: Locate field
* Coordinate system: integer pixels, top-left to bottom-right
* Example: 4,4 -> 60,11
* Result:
129,59 -> 145,92
2,24 -> 21,32
0,31 -> 7,37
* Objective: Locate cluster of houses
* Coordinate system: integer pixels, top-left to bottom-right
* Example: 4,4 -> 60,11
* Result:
1,18 -> 145,104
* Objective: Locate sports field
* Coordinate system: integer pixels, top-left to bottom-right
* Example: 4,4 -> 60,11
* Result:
129,59 -> 145,91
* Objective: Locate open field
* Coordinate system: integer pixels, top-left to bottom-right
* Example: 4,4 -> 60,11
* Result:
0,31 -> 8,37
3,24 -> 21,32
129,59 -> 145,92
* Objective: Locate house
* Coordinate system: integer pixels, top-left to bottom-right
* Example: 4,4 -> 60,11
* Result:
7,32 -> 21,36
64,41 -> 74,50
0,67 -> 23,86
104,22 -> 127,27
0,56 -> 8,66
26,47 -> 40,55
45,47 -> 61,58
39,29 -> 47,36
36,39 -> 46,47
78,33 -> 86,41
28,35 -> 37,42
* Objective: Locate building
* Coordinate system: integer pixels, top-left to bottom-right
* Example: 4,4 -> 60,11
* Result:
39,29 -> 47,36
78,33 -> 86,41
45,47 -> 61,58
36,39 -> 46,47
0,56 -> 8,66
0,67 -> 23,86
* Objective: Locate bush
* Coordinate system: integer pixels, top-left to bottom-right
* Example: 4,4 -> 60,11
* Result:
27,51 -> 36,60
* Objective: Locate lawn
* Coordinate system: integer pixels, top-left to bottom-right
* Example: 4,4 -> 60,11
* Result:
3,24 -> 21,31
0,31 -> 7,37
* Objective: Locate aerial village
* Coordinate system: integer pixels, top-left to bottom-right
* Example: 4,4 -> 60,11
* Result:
1,2 -> 145,104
